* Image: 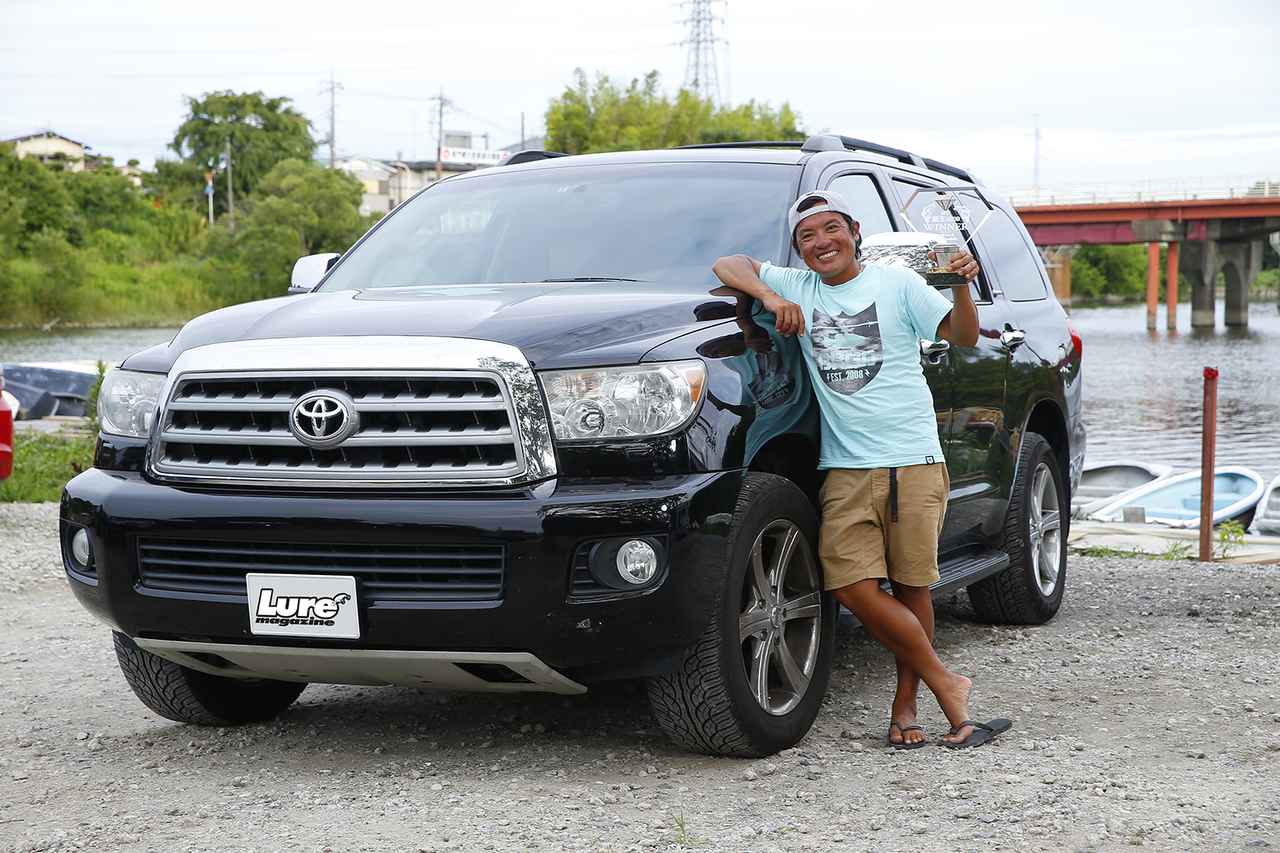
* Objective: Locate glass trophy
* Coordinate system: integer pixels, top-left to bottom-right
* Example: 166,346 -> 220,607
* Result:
861,185 -> 995,288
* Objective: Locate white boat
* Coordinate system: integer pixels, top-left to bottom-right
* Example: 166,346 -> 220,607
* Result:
1251,475 -> 1280,535
1086,466 -> 1266,529
1073,460 -> 1175,518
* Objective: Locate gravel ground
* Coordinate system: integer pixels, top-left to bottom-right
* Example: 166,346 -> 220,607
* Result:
2,502 -> 1278,852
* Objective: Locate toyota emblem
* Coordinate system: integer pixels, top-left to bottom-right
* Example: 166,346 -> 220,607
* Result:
289,389 -> 360,449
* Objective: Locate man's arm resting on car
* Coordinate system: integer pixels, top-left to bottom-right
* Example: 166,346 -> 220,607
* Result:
712,255 -> 805,335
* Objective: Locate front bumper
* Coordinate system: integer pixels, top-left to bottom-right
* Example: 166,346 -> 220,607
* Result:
61,468 -> 745,683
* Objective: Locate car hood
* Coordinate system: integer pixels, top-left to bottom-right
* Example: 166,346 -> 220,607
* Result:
122,282 -> 741,373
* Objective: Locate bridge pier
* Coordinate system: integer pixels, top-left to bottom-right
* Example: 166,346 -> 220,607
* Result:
1180,225 -> 1266,329
1166,241 -> 1180,331
1222,239 -> 1262,327
1180,239 -> 1219,329
1146,242 -> 1160,330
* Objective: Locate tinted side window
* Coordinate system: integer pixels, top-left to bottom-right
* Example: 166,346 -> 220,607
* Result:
983,209 -> 1048,301
825,173 -> 894,237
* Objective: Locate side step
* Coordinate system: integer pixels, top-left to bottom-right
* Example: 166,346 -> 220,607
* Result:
838,548 -> 1010,626
932,548 -> 1010,597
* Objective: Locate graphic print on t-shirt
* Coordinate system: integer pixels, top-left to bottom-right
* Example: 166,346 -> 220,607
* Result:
809,303 -> 883,395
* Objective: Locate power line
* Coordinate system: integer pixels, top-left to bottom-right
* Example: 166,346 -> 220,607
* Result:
678,0 -> 726,104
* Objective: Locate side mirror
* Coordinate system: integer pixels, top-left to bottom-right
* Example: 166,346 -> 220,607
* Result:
288,253 -> 340,295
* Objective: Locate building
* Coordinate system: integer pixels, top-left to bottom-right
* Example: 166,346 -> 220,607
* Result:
335,136 -> 510,216
3,130 -> 90,172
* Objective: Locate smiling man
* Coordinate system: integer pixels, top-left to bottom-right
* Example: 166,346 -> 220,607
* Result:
712,189 -> 1011,750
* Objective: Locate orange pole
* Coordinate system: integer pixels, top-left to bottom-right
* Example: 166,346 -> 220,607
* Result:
1199,367 -> 1219,561
1146,242 -> 1160,330
1166,241 -> 1180,331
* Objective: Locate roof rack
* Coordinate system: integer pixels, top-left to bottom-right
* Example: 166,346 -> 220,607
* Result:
676,140 -> 806,150
502,150 -> 569,166
920,157 -> 974,183
800,134 -> 976,183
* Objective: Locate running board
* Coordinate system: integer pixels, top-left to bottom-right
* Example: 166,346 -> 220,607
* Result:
932,548 -> 1010,596
840,548 -> 1010,626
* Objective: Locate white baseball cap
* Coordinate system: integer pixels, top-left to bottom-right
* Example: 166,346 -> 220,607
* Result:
787,189 -> 857,239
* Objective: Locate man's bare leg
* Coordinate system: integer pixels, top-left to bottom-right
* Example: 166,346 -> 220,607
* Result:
833,578 -> 976,743
886,582 -> 933,745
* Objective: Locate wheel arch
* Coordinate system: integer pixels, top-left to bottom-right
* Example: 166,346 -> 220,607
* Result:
747,432 -> 821,509
1014,397 -> 1070,504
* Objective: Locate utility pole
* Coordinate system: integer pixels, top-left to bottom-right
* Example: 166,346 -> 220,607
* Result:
224,138 -> 235,229
204,170 -> 214,226
431,89 -> 450,180
322,71 -> 343,168
1033,113 -> 1041,202
520,112 -> 525,149
678,0 -> 727,103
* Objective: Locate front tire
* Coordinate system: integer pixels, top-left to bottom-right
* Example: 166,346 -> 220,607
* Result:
647,473 -> 836,757
968,432 -> 1066,624
113,632 -> 307,726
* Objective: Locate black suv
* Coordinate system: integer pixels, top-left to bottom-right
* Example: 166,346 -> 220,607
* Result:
62,135 -> 1085,757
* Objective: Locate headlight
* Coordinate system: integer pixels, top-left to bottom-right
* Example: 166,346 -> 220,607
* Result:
98,369 -> 165,438
540,360 -> 705,442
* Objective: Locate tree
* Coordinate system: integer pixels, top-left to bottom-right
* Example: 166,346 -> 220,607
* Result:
545,69 -> 804,155
1071,245 -> 1148,300
170,91 -> 315,215
217,158 -> 372,301
0,144 -> 78,247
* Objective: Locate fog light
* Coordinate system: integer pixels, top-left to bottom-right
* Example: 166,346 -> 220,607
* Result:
70,527 -> 93,569
616,539 -> 658,585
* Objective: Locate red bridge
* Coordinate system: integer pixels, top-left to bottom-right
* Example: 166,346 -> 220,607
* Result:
1013,194 -> 1280,329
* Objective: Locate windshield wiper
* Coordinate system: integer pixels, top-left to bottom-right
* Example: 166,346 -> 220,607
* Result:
541,276 -> 643,282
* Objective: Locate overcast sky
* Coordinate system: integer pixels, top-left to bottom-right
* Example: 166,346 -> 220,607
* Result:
3,0 -> 1276,196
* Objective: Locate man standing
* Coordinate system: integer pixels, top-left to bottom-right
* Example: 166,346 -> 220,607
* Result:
712,190 -> 1011,749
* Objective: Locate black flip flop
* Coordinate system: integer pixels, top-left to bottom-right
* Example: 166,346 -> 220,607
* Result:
886,721 -> 929,750
941,718 -> 1013,749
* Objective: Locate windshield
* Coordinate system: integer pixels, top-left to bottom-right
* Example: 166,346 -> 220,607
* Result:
320,162 -> 796,290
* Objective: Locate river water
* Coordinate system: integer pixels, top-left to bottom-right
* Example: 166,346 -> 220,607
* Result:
2,300 -> 1278,482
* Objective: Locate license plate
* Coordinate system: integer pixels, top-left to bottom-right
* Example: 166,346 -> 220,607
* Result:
246,573 -> 360,639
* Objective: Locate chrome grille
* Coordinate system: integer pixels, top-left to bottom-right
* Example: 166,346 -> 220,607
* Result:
151,371 -> 525,485
137,538 -> 505,602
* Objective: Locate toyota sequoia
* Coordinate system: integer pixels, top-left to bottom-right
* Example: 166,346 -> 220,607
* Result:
61,134 -> 1085,757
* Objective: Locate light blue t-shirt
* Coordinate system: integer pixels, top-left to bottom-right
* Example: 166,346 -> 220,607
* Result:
758,261 -> 953,469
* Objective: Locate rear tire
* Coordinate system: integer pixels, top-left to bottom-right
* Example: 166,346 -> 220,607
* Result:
647,473 -> 836,757
113,632 -> 306,726
968,432 -> 1066,625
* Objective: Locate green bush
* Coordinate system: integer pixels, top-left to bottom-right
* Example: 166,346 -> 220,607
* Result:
0,433 -> 96,503
1072,244 -> 1148,301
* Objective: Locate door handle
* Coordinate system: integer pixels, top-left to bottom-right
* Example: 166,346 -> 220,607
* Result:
919,338 -> 951,365
1000,328 -> 1027,351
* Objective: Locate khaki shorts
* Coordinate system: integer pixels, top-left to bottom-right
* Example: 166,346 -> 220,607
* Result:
818,463 -> 949,590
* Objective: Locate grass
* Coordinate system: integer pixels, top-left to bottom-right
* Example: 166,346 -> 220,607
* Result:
0,432 -> 96,503
1215,520 -> 1247,560
1074,535 -> 1238,562
1074,541 -> 1196,561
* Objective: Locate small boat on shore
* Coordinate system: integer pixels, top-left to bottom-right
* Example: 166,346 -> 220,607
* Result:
0,361 -> 99,420
1086,466 -> 1266,529
1073,460 -> 1175,517
1251,475 -> 1280,535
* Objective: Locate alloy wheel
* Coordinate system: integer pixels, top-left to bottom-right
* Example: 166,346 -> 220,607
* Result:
737,519 -> 822,716
1028,461 -> 1062,596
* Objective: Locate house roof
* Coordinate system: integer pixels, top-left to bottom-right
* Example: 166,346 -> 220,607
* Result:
2,129 -> 88,148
